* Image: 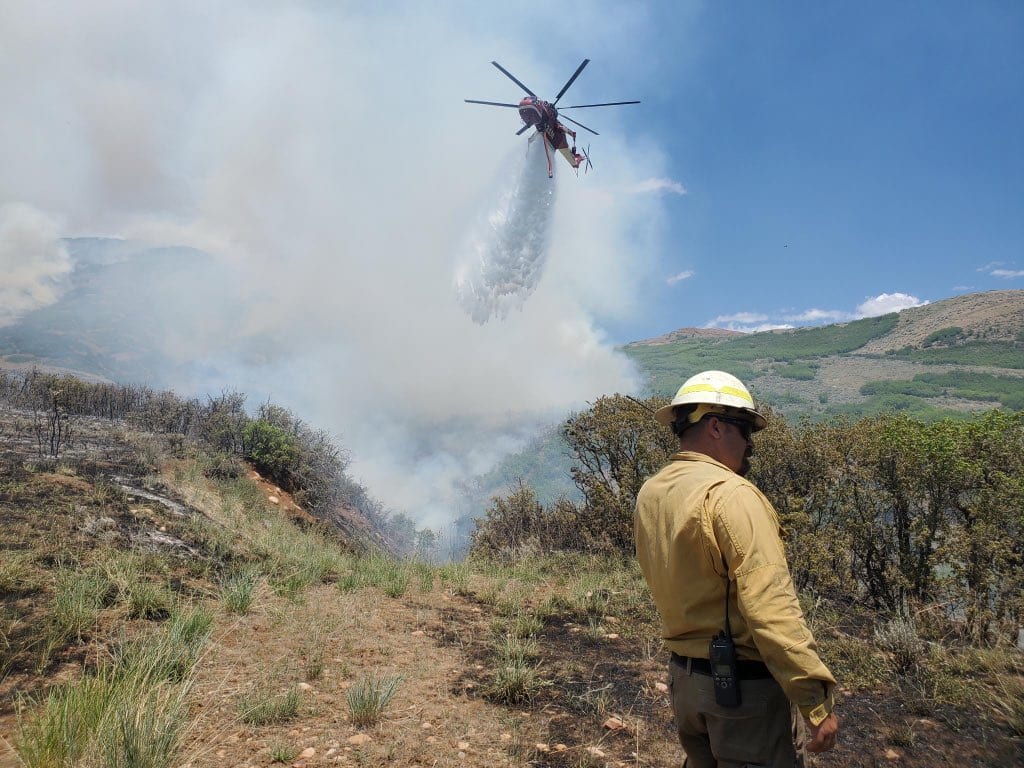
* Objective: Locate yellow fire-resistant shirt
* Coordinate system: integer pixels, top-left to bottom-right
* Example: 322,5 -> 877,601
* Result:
634,451 -> 836,725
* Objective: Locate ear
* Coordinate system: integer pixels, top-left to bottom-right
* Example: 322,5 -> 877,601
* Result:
705,416 -> 726,439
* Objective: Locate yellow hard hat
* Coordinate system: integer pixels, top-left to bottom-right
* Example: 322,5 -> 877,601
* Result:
653,370 -> 767,431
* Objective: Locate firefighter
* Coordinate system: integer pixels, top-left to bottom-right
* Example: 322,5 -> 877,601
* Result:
634,370 -> 839,767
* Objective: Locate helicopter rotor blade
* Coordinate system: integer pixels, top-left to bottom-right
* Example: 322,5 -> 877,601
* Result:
464,100 -> 520,107
552,58 -> 590,105
561,115 -> 599,136
490,61 -> 536,98
516,123 -> 533,136
561,100 -> 641,109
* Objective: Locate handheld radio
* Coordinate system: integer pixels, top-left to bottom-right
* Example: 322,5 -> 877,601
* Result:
708,576 -> 741,707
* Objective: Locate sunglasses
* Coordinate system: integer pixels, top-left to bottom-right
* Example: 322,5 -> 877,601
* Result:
712,415 -> 754,440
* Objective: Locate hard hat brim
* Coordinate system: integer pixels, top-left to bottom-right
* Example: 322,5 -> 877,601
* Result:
655,403 -> 768,432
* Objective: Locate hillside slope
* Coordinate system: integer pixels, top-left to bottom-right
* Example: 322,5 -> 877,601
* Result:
623,289 -> 1024,421
2,409 -> 1020,768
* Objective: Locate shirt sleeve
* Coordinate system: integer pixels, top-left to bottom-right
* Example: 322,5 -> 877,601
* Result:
712,482 -> 836,724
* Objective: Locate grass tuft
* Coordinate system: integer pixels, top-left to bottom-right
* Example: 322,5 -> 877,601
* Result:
346,672 -> 404,727
238,685 -> 302,725
220,569 -> 258,614
17,606 -> 208,768
874,616 -> 926,674
269,742 -> 300,763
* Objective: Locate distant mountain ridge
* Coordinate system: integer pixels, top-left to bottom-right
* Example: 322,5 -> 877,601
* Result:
624,289 -> 1024,421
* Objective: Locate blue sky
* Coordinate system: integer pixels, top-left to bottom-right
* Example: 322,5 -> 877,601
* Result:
605,1 -> 1023,338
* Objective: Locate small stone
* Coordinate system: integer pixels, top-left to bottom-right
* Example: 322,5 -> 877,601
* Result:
655,681 -> 669,693
605,633 -> 620,640
268,495 -> 280,504
298,682 -> 313,691
421,722 -> 433,729
299,748 -> 315,759
348,734 -> 372,746
457,741 -> 470,750
553,744 -> 568,752
426,736 -> 438,744
216,750 -> 226,758
884,749 -> 901,760
603,716 -> 625,730
604,616 -> 619,624
325,748 -> 338,757
587,747 -> 606,758
535,743 -> 550,753
411,630 -> 425,636
290,762 -> 305,768
158,525 -> 167,532
500,733 -> 512,741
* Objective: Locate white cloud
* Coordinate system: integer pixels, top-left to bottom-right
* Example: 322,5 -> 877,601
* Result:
991,269 -> 1024,279
709,312 -> 768,325
952,285 -> 974,291
855,292 -> 927,317
704,312 -> 792,333
666,269 -> 694,286
978,261 -> 1004,272
782,308 -> 852,323
705,291 -> 927,333
625,177 -> 687,195
0,203 -> 72,327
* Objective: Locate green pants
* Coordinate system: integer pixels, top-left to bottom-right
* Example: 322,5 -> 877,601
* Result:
669,654 -> 806,768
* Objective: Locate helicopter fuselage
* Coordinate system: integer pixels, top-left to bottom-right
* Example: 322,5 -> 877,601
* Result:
517,97 -> 559,134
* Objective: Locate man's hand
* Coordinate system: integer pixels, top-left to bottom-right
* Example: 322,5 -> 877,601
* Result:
804,712 -> 839,753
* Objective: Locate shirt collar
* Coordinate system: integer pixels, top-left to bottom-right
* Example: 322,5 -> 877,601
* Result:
670,450 -> 736,474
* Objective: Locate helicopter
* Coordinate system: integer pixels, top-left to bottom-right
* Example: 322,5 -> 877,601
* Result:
465,59 -> 640,178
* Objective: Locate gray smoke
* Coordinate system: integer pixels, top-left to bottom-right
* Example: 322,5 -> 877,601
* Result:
0,204 -> 72,327
455,138 -> 556,323
0,2 -> 676,531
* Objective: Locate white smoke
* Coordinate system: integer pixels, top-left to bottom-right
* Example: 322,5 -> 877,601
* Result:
0,2 -> 670,530
454,138 -> 556,323
0,204 -> 72,327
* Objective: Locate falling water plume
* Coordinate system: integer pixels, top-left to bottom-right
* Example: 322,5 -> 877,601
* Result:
453,138 -> 556,323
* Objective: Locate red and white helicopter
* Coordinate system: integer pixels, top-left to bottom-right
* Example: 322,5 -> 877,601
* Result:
466,59 -> 639,178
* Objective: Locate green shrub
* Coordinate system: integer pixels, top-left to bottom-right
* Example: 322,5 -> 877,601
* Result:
774,361 -> 819,380
203,451 -> 244,480
922,326 -> 963,346
243,420 -> 300,486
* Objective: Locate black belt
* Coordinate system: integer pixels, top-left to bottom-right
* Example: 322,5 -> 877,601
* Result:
671,652 -> 773,680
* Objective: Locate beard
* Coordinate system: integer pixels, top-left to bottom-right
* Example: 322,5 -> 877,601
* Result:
739,451 -> 753,477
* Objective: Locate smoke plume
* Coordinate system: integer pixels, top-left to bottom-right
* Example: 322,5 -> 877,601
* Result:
0,2 -> 674,530
0,204 -> 72,327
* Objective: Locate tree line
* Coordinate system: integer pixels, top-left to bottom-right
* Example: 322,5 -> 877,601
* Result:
0,369 -> 392,538
471,394 -> 1023,645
